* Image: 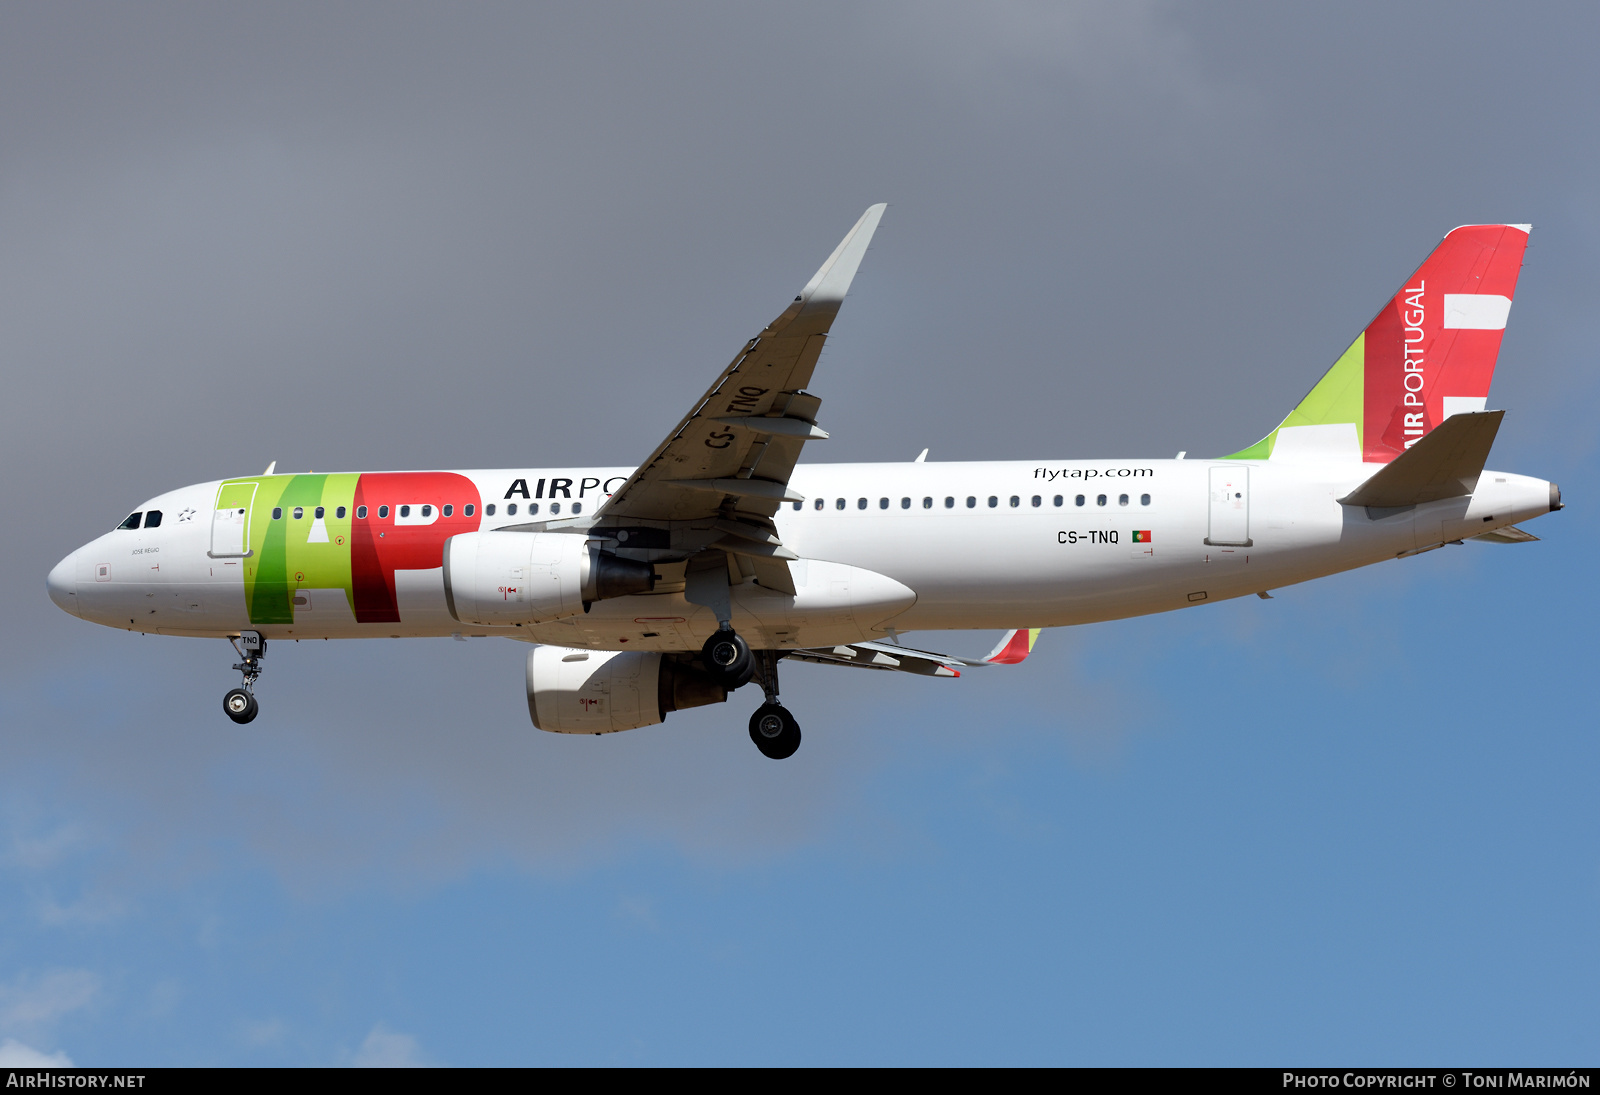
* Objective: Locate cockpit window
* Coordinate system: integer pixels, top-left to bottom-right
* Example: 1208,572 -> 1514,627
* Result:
143,510 -> 162,528
118,512 -> 142,530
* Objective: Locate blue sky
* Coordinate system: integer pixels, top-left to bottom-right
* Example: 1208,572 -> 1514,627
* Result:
2,2 -> 1597,1065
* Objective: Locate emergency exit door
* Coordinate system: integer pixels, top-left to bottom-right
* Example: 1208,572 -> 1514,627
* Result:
1206,467 -> 1251,546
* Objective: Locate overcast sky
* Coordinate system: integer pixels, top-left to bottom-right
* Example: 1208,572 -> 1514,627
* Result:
3,1 -> 1597,1065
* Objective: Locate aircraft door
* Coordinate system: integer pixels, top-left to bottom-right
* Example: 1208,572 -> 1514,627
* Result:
210,482 -> 258,558
1206,467 -> 1252,546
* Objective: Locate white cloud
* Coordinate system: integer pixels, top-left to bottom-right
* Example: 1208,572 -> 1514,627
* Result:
241,1018 -> 286,1047
0,1039 -> 73,1066
615,895 -> 659,932
31,888 -> 127,927
350,1024 -> 430,1068
0,970 -> 101,1035
6,823 -> 89,871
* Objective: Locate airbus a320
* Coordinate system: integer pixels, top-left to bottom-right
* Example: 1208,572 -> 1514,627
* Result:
46,207 -> 1558,758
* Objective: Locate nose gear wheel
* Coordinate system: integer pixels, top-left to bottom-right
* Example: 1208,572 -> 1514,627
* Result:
223,632 -> 266,725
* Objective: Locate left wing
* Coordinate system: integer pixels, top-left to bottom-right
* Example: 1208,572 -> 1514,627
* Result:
786,630 -> 1043,678
595,205 -> 886,592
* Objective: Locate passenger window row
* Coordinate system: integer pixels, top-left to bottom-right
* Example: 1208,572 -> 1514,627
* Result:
270,505 -> 351,520
263,501 -> 587,521
797,493 -> 1152,512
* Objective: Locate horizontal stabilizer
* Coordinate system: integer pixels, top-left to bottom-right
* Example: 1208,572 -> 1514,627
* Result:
1338,410 -> 1503,508
1469,524 -> 1539,544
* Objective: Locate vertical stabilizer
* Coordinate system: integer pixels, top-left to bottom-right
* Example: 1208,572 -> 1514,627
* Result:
1228,224 -> 1530,463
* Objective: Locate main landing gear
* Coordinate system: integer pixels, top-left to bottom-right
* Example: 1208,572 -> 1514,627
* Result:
747,647 -> 800,760
700,628 -> 800,759
224,631 -> 265,725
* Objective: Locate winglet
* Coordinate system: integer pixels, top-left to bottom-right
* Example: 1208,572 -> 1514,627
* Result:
796,204 -> 886,314
983,628 -> 1041,665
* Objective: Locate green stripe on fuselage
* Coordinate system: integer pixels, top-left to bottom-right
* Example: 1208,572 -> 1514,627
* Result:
228,474 -> 359,625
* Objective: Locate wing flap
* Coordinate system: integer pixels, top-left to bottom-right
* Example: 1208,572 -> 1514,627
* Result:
787,631 -> 1044,678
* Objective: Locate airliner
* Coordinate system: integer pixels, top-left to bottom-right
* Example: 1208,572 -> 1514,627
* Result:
45,207 -> 1558,758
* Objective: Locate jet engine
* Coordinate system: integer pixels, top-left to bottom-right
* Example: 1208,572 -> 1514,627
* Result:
525,645 -> 727,733
443,532 -> 656,626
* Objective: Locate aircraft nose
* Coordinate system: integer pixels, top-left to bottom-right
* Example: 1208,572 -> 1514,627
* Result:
47,552 -> 81,617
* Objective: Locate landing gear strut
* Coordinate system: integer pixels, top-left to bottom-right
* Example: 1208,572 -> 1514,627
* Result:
748,649 -> 800,760
224,631 -> 265,724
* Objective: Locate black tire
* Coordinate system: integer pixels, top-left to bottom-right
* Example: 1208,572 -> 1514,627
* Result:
748,702 -> 801,760
223,688 -> 258,725
701,628 -> 754,689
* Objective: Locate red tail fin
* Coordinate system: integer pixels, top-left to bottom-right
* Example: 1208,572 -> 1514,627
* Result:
1364,224 -> 1529,462
1226,225 -> 1530,464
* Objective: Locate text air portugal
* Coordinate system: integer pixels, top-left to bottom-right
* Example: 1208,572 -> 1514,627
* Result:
1363,224 -> 1528,462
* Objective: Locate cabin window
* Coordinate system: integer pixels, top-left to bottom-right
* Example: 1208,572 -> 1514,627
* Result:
1075,494 -> 1085,507
967,496 -> 977,508
1141,494 -> 1151,506
794,501 -> 803,511
378,505 -> 389,518
571,502 -> 582,515
1053,495 -> 1063,507
118,513 -> 142,530
1096,494 -> 1107,507
143,510 -> 163,528
901,497 -> 911,509
814,498 -> 824,510
356,506 -> 368,519
547,503 -> 558,515
314,506 -> 325,519
292,506 -> 304,520
464,504 -> 475,517
484,503 -> 495,516
945,497 -> 955,508
399,505 -> 411,518
836,498 -> 845,510
421,505 -> 432,517
1118,494 -> 1129,506
923,497 -> 933,509
1009,496 -> 1020,508
508,503 -> 519,515
336,506 -> 346,519
529,503 -> 539,515
987,496 -> 998,508
272,507 -> 283,520
1031,496 -> 1041,507
878,498 -> 889,510
857,498 -> 867,510
442,504 -> 453,517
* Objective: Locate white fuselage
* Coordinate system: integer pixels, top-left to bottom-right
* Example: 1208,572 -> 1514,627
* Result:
48,458 -> 1556,651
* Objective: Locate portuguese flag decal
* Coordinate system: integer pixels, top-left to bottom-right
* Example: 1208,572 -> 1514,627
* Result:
1132,530 -> 1152,543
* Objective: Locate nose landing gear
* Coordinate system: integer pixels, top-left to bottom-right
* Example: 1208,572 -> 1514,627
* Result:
747,648 -> 800,760
224,631 -> 265,725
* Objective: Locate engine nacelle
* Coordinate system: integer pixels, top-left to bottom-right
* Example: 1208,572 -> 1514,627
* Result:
443,531 -> 655,626
525,645 -> 727,733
